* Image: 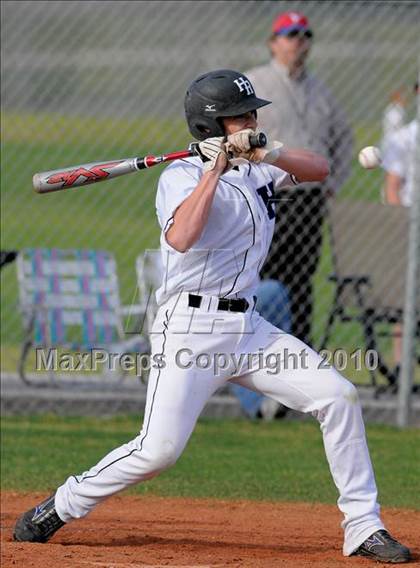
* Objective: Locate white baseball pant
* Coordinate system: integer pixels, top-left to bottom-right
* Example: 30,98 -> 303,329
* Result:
55,292 -> 385,555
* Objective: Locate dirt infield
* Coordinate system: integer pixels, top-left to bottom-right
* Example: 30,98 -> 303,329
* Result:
1,492 -> 419,567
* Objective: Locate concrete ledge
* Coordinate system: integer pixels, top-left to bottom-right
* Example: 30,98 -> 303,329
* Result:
1,373 -> 419,426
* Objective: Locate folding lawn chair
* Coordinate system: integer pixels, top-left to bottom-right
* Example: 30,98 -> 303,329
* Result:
16,248 -> 148,385
135,250 -> 164,336
320,200 -> 420,391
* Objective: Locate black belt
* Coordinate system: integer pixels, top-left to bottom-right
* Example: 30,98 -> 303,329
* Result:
188,293 -> 250,313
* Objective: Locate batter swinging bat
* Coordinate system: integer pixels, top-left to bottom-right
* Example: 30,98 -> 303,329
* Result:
33,133 -> 267,194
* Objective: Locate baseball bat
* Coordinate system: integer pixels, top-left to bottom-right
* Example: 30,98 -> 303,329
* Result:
33,133 -> 267,194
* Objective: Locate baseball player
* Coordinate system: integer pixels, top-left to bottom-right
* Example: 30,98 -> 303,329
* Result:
381,81 -> 419,367
14,70 -> 411,563
382,82 -> 418,208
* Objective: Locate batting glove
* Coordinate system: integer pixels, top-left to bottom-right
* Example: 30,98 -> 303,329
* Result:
227,129 -> 284,165
225,128 -> 254,155
196,137 -> 229,173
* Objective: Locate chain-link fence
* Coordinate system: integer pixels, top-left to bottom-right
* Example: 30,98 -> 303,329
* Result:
1,0 -> 419,393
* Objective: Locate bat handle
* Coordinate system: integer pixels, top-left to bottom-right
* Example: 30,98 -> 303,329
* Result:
189,132 -> 267,157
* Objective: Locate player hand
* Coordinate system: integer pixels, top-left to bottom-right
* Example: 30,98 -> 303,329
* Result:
225,128 -> 254,156
227,130 -> 284,165
196,137 -> 229,174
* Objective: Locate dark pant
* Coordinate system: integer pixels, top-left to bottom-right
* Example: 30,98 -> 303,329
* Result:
260,187 -> 326,346
230,278 -> 292,419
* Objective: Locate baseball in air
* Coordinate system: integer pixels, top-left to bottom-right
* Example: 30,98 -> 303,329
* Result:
358,146 -> 382,169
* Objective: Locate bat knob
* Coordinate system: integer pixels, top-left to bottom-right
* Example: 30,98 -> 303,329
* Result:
249,132 -> 267,148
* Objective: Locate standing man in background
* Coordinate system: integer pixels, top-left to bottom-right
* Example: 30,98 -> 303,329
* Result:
246,10 -> 353,346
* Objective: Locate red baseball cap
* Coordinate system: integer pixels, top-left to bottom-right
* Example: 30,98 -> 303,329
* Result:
271,11 -> 312,36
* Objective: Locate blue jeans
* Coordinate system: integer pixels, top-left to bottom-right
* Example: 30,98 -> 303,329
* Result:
230,279 -> 292,418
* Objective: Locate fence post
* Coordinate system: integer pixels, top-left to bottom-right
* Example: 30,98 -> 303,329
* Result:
397,68 -> 420,428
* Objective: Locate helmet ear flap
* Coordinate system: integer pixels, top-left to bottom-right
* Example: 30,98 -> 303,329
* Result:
189,116 -> 225,141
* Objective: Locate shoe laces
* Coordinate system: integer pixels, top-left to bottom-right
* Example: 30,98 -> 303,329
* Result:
31,497 -> 65,537
377,530 -> 399,545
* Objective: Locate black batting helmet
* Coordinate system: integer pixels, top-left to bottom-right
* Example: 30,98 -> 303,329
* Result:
184,69 -> 271,140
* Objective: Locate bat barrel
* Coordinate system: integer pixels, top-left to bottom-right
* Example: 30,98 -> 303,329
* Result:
33,159 -> 139,193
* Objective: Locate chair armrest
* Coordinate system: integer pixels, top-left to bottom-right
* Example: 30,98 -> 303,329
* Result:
120,303 -> 147,316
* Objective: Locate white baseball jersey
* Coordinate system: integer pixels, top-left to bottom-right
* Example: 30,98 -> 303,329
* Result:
155,156 -> 296,305
382,120 -> 418,207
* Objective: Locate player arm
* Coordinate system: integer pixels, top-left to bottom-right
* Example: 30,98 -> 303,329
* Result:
226,130 -> 329,182
165,169 -> 222,253
165,138 -> 228,253
269,148 -> 330,183
383,171 -> 403,205
382,133 -> 405,206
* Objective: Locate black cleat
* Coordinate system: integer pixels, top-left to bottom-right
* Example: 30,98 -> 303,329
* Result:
13,494 -> 65,543
351,530 -> 411,563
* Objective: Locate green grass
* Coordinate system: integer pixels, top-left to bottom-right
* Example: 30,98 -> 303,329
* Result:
1,415 -> 419,509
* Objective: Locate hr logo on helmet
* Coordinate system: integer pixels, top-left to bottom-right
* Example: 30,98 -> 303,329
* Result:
233,77 -> 254,96
205,104 -> 217,112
